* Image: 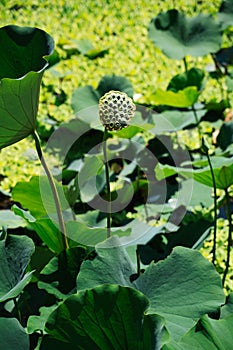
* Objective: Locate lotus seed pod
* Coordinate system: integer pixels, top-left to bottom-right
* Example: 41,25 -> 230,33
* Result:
99,90 -> 136,131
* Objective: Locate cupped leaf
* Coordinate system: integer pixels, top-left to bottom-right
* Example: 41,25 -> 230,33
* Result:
97,74 -> 134,98
0,25 -> 54,149
167,68 -> 205,92
0,233 -> 35,302
71,74 -> 134,113
148,10 -> 222,60
0,317 -> 29,350
40,285 -> 168,350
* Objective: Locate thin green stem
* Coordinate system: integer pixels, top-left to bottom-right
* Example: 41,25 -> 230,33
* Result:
192,105 -> 202,146
13,298 -> 21,324
222,188 -> 232,287
136,246 -> 141,276
103,129 -> 111,238
205,148 -> 218,265
32,131 -> 69,249
183,56 -> 188,72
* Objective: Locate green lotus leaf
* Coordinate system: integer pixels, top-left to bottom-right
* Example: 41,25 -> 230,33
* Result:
71,74 -> 134,113
0,233 -> 35,302
155,156 -> 233,190
40,285 -> 168,350
167,68 -> 205,92
149,87 -> 198,107
164,314 -> 233,350
77,242 -> 224,341
148,10 -> 222,60
0,25 -> 54,149
0,318 -> 29,350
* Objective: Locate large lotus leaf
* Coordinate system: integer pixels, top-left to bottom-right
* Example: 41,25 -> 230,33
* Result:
40,285 -> 168,350
76,243 -> 135,291
77,243 -> 225,342
0,25 -> 54,149
0,233 -> 35,302
136,247 -> 224,340
149,87 -> 198,107
0,317 -> 29,350
148,10 -> 222,60
71,74 -> 134,113
151,109 -> 205,134
218,0 -> 233,29
155,156 -> 233,189
164,314 -> 233,350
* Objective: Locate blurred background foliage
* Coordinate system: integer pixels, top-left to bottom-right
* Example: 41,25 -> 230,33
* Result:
0,0 -> 224,189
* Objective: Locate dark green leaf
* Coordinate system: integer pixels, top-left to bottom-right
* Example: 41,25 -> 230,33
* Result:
97,75 -> 134,98
218,0 -> 233,29
165,314 -> 233,349
0,25 -> 54,149
217,121 -> 233,150
214,46 -> 233,69
220,293 -> 233,318
0,233 -> 35,302
77,244 -> 225,341
38,246 -> 88,299
41,285 -> 168,350
71,75 -> 134,113
148,10 -> 221,60
167,68 -> 205,92
0,317 -> 29,350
